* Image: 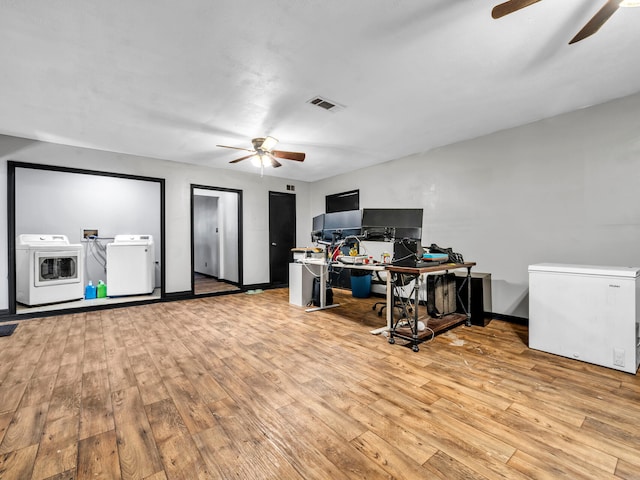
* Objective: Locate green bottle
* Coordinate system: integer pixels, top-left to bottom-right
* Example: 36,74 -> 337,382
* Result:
97,280 -> 107,298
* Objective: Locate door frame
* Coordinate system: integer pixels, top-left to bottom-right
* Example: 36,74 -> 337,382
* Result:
190,184 -> 243,294
6,161 -> 165,317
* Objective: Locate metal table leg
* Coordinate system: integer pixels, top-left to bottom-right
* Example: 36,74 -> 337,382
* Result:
410,274 -> 421,352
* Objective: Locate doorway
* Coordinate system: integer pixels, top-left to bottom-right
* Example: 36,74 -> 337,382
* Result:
8,162 -> 164,316
269,191 -> 296,286
191,185 -> 243,295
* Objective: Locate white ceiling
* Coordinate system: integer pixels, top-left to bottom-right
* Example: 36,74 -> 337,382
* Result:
1,1 -> 639,181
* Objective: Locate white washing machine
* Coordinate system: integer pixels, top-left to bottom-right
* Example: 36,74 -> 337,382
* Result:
106,234 -> 155,296
16,234 -> 84,306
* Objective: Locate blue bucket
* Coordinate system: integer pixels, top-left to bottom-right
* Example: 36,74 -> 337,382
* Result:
350,272 -> 371,298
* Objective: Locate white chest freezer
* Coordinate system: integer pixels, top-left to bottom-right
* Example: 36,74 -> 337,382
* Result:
106,235 -> 155,296
529,263 -> 640,374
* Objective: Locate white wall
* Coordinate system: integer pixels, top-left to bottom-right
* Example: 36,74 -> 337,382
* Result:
0,136 -> 311,310
193,195 -> 219,277
310,92 -> 640,318
218,190 -> 239,282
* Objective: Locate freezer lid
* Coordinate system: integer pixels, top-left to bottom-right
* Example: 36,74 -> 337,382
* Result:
112,234 -> 154,245
528,263 -> 640,278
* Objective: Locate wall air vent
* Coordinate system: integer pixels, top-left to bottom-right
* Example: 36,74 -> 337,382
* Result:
307,96 -> 344,112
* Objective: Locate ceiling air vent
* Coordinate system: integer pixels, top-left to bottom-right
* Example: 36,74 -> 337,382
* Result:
307,96 -> 344,112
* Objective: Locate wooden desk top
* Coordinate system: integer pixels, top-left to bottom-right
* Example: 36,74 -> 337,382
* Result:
301,259 -> 476,274
386,262 -> 476,274
332,261 -> 387,272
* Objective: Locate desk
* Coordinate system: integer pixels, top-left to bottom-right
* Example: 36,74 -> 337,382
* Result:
291,260 -> 477,348
331,260 -> 387,276
386,262 -> 476,352
295,259 -> 387,312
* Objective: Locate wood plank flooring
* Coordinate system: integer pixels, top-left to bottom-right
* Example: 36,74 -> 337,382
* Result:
1,288 -> 639,479
194,274 -> 240,295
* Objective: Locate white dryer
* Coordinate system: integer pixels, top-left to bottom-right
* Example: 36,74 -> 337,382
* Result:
16,234 -> 84,306
106,235 -> 155,296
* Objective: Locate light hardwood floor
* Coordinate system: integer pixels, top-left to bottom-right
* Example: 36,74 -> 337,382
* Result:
0,288 -> 639,479
194,274 -> 241,295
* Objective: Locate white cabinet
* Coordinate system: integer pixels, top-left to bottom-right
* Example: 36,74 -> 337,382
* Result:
529,263 -> 640,374
289,262 -> 322,307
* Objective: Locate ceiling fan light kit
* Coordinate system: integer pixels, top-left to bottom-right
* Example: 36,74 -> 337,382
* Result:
251,154 -> 269,168
492,0 -> 636,44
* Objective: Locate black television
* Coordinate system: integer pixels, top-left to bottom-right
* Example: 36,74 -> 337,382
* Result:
361,208 -> 423,241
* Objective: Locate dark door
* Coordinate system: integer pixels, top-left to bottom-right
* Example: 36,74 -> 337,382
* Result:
269,191 -> 296,286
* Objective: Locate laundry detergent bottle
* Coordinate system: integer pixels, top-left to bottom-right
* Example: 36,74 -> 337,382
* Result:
97,280 -> 107,298
85,281 -> 97,299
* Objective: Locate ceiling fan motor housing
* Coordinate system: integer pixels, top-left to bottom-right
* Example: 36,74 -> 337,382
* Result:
252,137 -> 267,150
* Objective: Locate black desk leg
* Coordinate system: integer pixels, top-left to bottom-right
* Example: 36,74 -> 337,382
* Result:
388,273 -> 421,351
455,267 -> 473,327
465,267 -> 472,327
388,274 -> 397,346
411,275 -> 420,352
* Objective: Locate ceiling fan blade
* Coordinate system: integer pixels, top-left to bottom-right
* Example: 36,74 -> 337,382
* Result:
269,155 -> 282,168
491,0 -> 542,19
272,150 -> 306,162
229,154 -> 255,164
217,144 -> 255,152
569,0 -> 619,44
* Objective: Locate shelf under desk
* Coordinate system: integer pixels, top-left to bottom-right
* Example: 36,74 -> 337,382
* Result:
385,262 -> 476,351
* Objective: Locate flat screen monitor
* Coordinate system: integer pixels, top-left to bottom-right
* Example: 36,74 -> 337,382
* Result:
311,214 -> 324,242
312,214 -> 325,232
322,209 -> 361,241
361,208 -> 423,241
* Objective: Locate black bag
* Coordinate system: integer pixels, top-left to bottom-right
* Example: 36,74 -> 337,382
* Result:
312,277 -> 333,306
428,243 -> 464,264
427,273 -> 457,318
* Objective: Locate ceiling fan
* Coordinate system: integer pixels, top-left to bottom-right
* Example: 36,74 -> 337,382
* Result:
216,136 -> 305,170
492,0 -> 639,44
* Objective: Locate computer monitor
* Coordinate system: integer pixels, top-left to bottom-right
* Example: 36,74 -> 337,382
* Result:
312,213 -> 325,232
311,213 -> 325,242
361,208 -> 423,241
322,209 -> 361,241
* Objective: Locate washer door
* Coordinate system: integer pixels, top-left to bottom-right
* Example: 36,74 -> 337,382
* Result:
34,250 -> 80,286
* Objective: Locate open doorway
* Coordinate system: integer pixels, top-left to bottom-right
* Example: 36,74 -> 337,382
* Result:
191,185 -> 243,295
8,161 -> 164,316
